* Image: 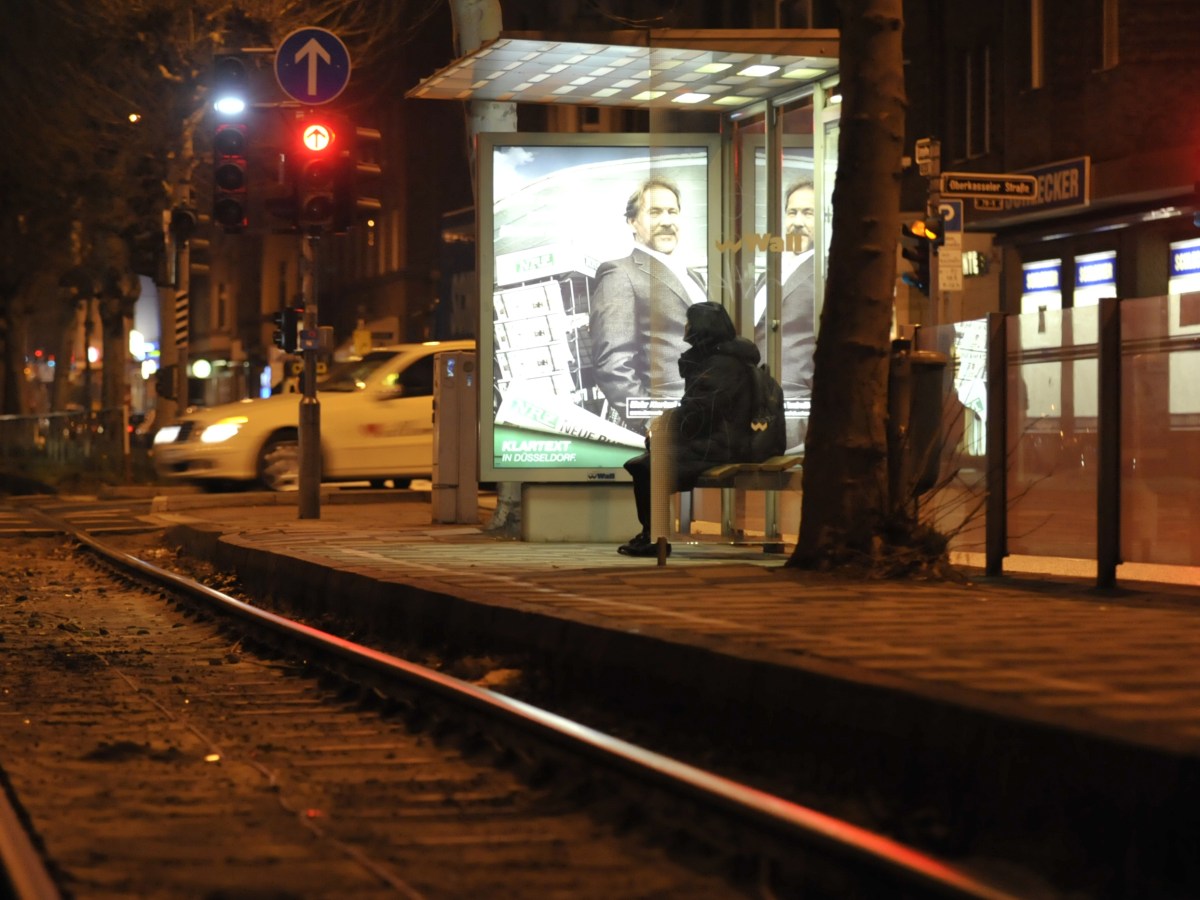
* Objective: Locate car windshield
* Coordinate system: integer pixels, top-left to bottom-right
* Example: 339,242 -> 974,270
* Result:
318,351 -> 399,392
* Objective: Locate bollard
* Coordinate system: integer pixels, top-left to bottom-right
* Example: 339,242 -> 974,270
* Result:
648,413 -> 676,558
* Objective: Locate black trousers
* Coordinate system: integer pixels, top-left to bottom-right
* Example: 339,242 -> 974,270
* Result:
623,452 -> 706,532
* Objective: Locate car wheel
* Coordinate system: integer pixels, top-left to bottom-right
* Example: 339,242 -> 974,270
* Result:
258,433 -> 300,492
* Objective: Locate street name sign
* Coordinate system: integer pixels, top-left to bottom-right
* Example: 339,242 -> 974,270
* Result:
914,137 -> 940,177
275,27 -> 351,105
940,172 -> 1038,201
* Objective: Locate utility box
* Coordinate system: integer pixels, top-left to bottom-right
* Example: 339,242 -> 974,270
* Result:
888,340 -> 948,501
432,350 -> 478,523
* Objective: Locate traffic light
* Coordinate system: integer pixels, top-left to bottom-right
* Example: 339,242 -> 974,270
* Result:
213,123 -> 248,232
169,207 -> 197,242
272,306 -> 303,353
914,213 -> 945,248
211,54 -> 249,233
155,364 -> 177,401
211,54 -> 248,116
346,126 -> 384,231
900,221 -> 931,295
295,115 -> 342,232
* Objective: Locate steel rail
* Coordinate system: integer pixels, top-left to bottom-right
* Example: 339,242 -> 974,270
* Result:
36,508 -> 1017,900
0,778 -> 62,900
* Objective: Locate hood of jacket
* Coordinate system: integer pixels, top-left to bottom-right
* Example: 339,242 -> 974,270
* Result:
715,334 -> 762,365
682,301 -> 736,349
678,301 -> 761,379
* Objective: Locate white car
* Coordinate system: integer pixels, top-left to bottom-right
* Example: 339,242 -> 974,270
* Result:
153,340 -> 474,491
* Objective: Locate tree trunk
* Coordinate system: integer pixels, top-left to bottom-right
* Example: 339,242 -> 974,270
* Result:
791,0 -> 906,567
1,294 -> 32,414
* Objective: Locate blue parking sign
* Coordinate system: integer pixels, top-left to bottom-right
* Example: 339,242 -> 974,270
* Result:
275,27 -> 351,105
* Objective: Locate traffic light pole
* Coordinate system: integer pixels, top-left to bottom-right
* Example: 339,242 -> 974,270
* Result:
928,181 -> 942,327
298,234 -> 321,519
915,138 -> 944,325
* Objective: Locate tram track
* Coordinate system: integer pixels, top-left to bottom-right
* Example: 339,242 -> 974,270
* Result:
0,506 -> 1018,899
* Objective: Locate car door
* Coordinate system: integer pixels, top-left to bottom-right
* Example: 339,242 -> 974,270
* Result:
324,351 -> 437,478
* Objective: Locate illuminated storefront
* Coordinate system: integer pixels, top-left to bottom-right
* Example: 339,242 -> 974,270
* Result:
1018,258 -> 1063,421
1166,238 -> 1200,417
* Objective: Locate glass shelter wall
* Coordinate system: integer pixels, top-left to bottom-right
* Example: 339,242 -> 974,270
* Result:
1121,295 -> 1200,566
728,97 -> 822,455
1006,306 -> 1099,560
917,300 -> 1200,573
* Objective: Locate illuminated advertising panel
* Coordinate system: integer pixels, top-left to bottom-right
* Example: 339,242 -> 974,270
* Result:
478,134 -> 721,482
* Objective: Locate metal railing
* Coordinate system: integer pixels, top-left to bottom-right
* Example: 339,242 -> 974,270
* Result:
0,408 -> 133,477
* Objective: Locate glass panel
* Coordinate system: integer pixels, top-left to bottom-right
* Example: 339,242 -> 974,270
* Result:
915,319 -> 989,554
1006,307 -> 1097,559
731,103 -> 817,454
1122,294 -> 1200,565
775,100 -> 816,453
731,113 -> 766,338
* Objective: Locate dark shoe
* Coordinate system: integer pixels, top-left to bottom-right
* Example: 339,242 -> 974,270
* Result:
618,532 -> 671,557
617,531 -> 650,555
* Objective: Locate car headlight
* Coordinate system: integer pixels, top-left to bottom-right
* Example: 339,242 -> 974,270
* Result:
199,416 -> 249,444
153,425 -> 181,445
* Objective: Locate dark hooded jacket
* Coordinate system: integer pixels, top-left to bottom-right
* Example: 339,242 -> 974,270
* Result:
671,301 -> 759,481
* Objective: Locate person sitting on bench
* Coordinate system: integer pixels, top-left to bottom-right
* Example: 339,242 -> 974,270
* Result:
618,301 -> 759,557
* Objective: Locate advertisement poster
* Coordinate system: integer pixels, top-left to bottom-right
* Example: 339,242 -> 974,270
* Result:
480,135 -> 719,480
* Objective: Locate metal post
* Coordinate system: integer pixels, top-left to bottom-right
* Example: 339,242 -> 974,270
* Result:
928,183 -> 942,327
298,234 -> 321,519
648,414 -> 675,563
82,296 -> 95,456
985,311 -> 1008,575
762,102 -> 783,543
1096,297 -> 1121,588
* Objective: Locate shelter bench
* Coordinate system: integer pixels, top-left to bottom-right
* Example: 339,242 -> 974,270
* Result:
676,454 -> 805,553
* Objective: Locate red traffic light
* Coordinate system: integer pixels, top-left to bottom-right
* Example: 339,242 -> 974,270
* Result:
301,122 -> 336,153
293,115 -> 347,230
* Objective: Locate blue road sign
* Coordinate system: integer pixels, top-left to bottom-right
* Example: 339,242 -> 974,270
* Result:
275,27 -> 351,105
937,199 -> 964,233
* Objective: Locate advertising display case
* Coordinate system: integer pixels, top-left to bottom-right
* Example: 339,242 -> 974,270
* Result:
478,133 -> 722,482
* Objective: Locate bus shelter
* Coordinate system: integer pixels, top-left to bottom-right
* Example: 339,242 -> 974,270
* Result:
409,29 -> 841,545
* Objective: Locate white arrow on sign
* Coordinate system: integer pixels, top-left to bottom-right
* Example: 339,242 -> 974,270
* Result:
296,38 -> 332,96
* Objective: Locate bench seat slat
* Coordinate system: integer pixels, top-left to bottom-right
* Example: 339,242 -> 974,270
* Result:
693,454 -> 804,489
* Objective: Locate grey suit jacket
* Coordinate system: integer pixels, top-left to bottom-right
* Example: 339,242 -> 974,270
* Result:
588,248 -> 699,425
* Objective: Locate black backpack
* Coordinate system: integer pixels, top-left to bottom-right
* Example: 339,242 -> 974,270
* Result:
746,363 -> 786,462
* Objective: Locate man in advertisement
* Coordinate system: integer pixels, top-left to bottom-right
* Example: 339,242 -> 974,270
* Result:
754,178 -> 816,451
588,177 -> 709,433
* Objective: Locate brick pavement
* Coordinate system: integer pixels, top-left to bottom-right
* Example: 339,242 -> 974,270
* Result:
148,489 -> 1200,755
